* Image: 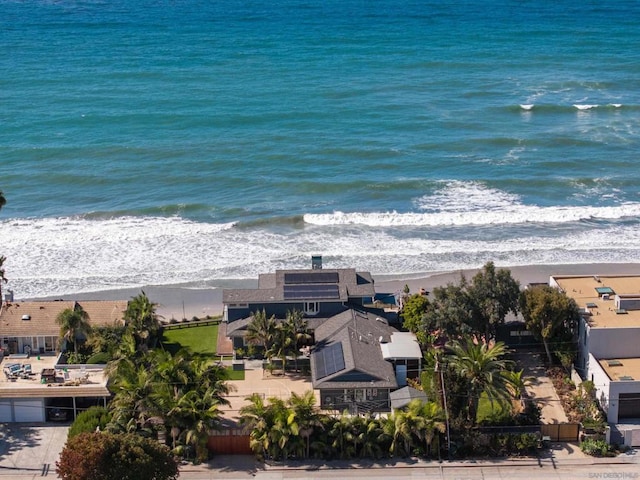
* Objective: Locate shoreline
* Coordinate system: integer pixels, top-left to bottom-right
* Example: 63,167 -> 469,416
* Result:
23,263 -> 640,321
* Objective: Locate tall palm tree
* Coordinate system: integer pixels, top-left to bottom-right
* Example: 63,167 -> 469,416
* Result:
239,393 -> 271,460
287,391 -> 322,458
56,305 -> 91,352
170,389 -> 223,463
0,255 -> 7,304
447,339 -> 513,425
245,309 -> 276,348
285,309 -> 312,372
124,291 -> 161,351
108,358 -> 156,431
407,399 -> 446,458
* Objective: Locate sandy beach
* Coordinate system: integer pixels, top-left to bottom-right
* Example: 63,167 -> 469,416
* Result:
24,263 -> 640,321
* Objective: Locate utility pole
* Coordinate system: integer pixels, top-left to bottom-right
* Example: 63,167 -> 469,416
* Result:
436,359 -> 451,459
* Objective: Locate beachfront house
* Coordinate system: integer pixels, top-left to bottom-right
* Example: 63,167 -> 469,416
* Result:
0,299 -> 126,423
222,257 -> 395,349
550,275 -> 640,424
311,309 -> 422,413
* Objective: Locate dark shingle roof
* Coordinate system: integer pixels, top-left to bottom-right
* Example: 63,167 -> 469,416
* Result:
223,268 -> 375,304
311,309 -> 399,390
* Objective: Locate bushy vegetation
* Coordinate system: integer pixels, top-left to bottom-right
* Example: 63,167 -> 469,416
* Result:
68,406 -> 112,439
56,432 -> 178,480
580,438 -> 614,457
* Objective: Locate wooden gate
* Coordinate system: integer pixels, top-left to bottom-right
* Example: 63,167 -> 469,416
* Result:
207,428 -> 252,455
541,423 -> 580,442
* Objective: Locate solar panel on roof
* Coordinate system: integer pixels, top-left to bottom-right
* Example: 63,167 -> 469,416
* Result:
314,343 -> 345,380
284,272 -> 339,285
283,284 -> 340,300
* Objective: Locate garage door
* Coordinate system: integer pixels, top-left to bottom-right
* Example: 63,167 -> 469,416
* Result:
618,393 -> 640,419
0,400 -> 12,422
13,399 -> 45,423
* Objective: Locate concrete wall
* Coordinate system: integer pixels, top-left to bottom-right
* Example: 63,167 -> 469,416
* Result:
588,327 -> 640,359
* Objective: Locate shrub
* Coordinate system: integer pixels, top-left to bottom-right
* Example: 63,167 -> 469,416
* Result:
68,406 -> 112,439
56,432 -> 178,480
86,352 -> 110,364
580,438 -> 613,457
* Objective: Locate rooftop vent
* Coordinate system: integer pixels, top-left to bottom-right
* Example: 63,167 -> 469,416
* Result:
619,376 -> 634,381
615,309 -> 628,315
607,360 -> 623,367
21,315 -> 30,321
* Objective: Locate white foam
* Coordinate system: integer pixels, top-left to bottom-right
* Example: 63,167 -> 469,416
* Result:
4,210 -> 640,299
520,104 -> 534,110
610,104 -> 622,108
305,182 -> 640,227
574,104 -> 598,110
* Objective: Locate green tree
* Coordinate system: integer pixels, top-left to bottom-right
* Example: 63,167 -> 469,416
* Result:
124,292 -> 161,351
56,432 -> 178,480
421,282 -> 474,342
447,339 -> 514,425
245,309 -> 276,357
400,293 -> 430,337
520,284 -> 580,364
467,262 -> 521,341
56,305 -> 92,353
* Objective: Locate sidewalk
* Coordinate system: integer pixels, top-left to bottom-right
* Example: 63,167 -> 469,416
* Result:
179,445 -> 639,478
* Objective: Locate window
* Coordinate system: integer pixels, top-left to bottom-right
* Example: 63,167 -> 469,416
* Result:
304,302 -> 320,315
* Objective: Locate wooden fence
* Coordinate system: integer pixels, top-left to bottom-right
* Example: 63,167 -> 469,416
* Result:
207,428 -> 252,455
161,318 -> 221,331
541,423 -> 581,442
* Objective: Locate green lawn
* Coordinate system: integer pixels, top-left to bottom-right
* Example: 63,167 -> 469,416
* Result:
476,391 -> 510,423
161,324 -> 219,358
225,368 -> 245,380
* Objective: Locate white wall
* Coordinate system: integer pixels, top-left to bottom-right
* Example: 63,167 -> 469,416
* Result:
588,353 -> 613,421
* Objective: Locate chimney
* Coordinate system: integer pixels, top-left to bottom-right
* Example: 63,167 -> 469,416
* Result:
311,255 -> 323,270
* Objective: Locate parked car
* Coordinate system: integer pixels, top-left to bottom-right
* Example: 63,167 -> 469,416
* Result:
48,408 -> 68,422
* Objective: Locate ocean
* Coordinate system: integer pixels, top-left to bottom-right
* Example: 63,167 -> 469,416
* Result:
1,0 -> 640,299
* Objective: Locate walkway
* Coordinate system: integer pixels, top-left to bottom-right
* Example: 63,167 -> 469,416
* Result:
512,349 -> 569,423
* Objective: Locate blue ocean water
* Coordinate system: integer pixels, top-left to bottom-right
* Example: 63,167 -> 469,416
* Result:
1,0 -> 640,298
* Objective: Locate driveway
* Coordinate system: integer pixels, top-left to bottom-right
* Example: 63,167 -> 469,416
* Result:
511,349 -> 569,424
0,423 -> 69,477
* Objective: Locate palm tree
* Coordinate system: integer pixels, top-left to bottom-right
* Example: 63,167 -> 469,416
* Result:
266,321 -> 295,373
56,305 -> 91,352
124,291 -> 161,351
447,339 -> 514,425
245,309 -> 276,353
287,391 -> 322,458
170,389 -> 223,463
239,393 -> 271,460
407,399 -> 446,458
108,358 -> 156,431
357,416 -> 388,459
0,255 -> 7,304
285,309 -> 312,372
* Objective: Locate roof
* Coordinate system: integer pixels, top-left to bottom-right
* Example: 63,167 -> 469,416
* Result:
311,309 -> 407,390
390,386 -> 428,410
0,354 -> 110,398
226,315 -> 328,338
0,300 -> 127,337
598,357 -> 640,382
551,275 -> 640,328
381,332 -> 422,360
223,268 -> 375,305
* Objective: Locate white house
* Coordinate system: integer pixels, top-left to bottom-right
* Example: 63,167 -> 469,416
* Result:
550,275 -> 640,422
